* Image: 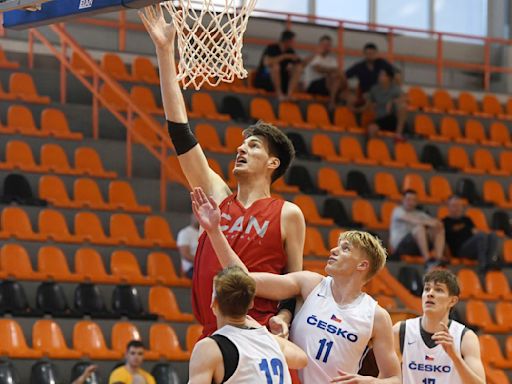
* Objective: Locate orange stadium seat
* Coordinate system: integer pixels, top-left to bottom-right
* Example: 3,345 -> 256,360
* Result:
250,98 -> 285,127
224,126 -> 244,151
473,149 -> 508,176
74,248 -> 119,284
33,320 -> 82,359
293,195 -> 334,226
329,228 -> 344,248
99,84 -> 127,111
374,172 -> 402,201
132,117 -> 161,147
439,117 -> 470,143
506,336 -> 512,362
407,86 -> 430,111
501,152 -> 512,174
279,102 -> 315,130
367,139 -> 401,167
71,51 -> 94,77
466,207 -> 490,233
7,105 -> 47,137
165,156 -> 188,187
486,271 -> 512,301
38,209 -> 83,244
195,123 -> 230,153
483,180 -> 512,208
351,199 -> 387,230
334,106 -> 360,132
317,168 -> 356,197
495,302 -> 512,332
0,319 -> 43,358
75,147 -> 117,178
490,122 -> 512,147
485,366 -> 511,384
191,93 -> 230,121
144,216 -> 177,248
39,175 -> 80,209
129,86 -> 163,115
224,160 -> 237,189
74,178 -> 112,211
304,227 -> 329,257
38,246 -> 83,282
271,176 -> 299,193
480,334 -> 512,369
339,137 -> 376,165
0,244 -> 34,280
149,286 -> 194,322
458,269 -> 496,300
482,94 -> 504,117
465,119 -> 496,146
41,108 -> 84,140
110,213 -> 152,247
504,240 -> 512,264
458,91 -> 482,115
0,46 -> 19,69
0,81 -> 15,102
73,321 -> 121,360
111,322 -> 158,360
109,181 -> 151,213
40,143 -> 79,175
402,173 -> 439,204
414,114 -> 441,139
375,295 -> 397,310
432,89 -> 456,113
150,324 -> 190,361
311,134 -> 347,163
1,207 -> 45,241
132,56 -> 159,84
147,252 -> 191,287
306,103 -> 336,130
466,300 -> 507,333
381,201 -> 397,228
0,140 -> 43,172
111,250 -> 154,285
9,72 -> 50,104
429,175 -> 453,202
447,146 -> 483,174
75,212 -> 117,246
186,325 -> 204,352
395,142 -> 432,170
101,53 -> 133,81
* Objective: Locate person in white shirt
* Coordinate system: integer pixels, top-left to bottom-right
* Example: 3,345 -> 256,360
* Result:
177,214 -> 199,278
190,187 -> 401,384
393,269 -> 485,384
305,35 -> 342,110
188,265 -> 307,383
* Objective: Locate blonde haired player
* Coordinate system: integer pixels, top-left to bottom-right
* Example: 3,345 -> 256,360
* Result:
189,266 -> 307,383
190,187 -> 401,383
393,270 -> 485,384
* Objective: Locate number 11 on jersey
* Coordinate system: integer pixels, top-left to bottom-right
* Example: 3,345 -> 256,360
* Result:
422,378 -> 436,384
315,338 -> 334,363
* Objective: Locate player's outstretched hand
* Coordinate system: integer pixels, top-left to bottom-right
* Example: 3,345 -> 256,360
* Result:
432,322 -> 457,359
139,4 -> 176,50
191,187 -> 221,232
330,370 -> 373,383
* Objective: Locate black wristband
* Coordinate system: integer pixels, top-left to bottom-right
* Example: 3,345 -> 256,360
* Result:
277,297 -> 297,320
167,120 -> 198,155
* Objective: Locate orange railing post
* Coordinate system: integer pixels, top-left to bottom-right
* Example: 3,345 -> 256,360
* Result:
483,40 -> 490,91
28,29 -> 34,69
119,10 -> 126,52
126,106 -> 133,177
387,27 -> 394,63
92,73 -> 99,139
436,33 -> 443,87
337,21 -> 345,69
160,144 -> 167,212
60,36 -> 67,104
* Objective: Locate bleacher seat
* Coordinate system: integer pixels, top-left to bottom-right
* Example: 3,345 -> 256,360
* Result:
7,104 -> 47,137
149,286 -> 194,322
74,147 -> 117,178
73,321 -> 121,360
110,213 -> 153,247
30,361 -> 61,384
32,320 -> 82,359
41,108 -> 83,140
9,72 -> 50,104
0,319 -> 43,358
74,283 -> 112,317
38,246 -> 84,282
147,252 -> 191,287
101,53 -> 133,81
111,250 -> 154,285
36,281 -> 77,317
150,324 -> 190,361
132,56 -> 159,84
1,207 -> 45,241
111,322 -> 158,359
130,86 -> 163,114
75,248 -> 120,284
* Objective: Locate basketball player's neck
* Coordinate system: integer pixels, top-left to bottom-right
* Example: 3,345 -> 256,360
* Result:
421,312 -> 450,333
236,178 -> 271,206
217,313 -> 250,329
330,275 -> 364,306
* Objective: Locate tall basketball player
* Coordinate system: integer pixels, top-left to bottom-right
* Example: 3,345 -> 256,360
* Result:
189,266 -> 307,383
191,187 -> 401,383
393,270 -> 485,384
139,5 -> 305,338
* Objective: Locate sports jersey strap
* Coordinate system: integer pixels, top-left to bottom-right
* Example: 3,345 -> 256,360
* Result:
209,334 -> 239,383
399,321 -> 406,354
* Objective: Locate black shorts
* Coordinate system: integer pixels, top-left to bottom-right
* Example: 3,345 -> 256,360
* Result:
307,78 -> 329,95
375,114 -> 397,131
394,233 -> 431,257
254,69 -> 290,94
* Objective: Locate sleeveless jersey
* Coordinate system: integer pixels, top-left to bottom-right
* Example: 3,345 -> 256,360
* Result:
192,194 -> 287,337
289,276 -> 377,383
213,325 -> 292,384
402,317 -> 465,384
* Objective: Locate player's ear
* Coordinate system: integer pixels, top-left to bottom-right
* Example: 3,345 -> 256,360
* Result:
357,259 -> 369,273
268,156 -> 280,171
448,295 -> 459,308
248,298 -> 255,310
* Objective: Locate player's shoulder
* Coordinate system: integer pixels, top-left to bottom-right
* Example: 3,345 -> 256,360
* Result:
282,201 -> 305,220
190,337 -> 223,366
374,304 -> 394,326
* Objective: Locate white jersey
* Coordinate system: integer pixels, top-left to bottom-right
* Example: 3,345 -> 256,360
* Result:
213,325 -> 291,384
402,317 -> 465,384
290,276 -> 377,383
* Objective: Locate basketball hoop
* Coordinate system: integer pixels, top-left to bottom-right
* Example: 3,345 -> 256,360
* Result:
162,0 -> 258,90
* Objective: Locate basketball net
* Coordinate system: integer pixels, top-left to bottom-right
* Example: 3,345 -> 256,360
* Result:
162,0 -> 257,90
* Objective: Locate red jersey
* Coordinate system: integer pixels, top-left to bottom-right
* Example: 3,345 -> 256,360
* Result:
192,194 -> 287,337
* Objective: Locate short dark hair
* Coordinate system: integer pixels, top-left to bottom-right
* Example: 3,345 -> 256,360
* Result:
280,30 -> 296,42
403,189 -> 417,196
364,42 -> 378,51
214,266 -> 256,317
379,67 -> 394,79
319,35 -> 332,42
424,270 -> 460,297
126,340 -> 144,351
243,121 -> 295,182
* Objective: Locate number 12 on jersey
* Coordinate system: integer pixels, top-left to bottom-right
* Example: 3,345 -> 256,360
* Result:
315,338 -> 334,363
422,379 -> 436,384
259,358 -> 284,384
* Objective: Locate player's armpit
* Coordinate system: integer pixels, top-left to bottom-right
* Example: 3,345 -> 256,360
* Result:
281,202 -> 305,273
251,271 -> 323,301
273,334 -> 308,369
188,338 -> 223,384
370,306 -> 402,383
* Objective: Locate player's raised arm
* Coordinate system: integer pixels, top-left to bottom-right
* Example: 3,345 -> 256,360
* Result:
273,334 -> 308,370
139,5 -> 230,202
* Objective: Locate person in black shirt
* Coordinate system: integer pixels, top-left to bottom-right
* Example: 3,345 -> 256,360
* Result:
254,30 -> 303,101
442,195 -> 500,272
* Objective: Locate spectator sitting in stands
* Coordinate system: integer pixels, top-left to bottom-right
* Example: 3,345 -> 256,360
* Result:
177,213 -> 200,279
364,68 -> 407,140
109,340 -> 155,384
253,30 -> 303,101
390,190 -> 445,269
443,195 -> 500,273
304,35 -> 342,110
